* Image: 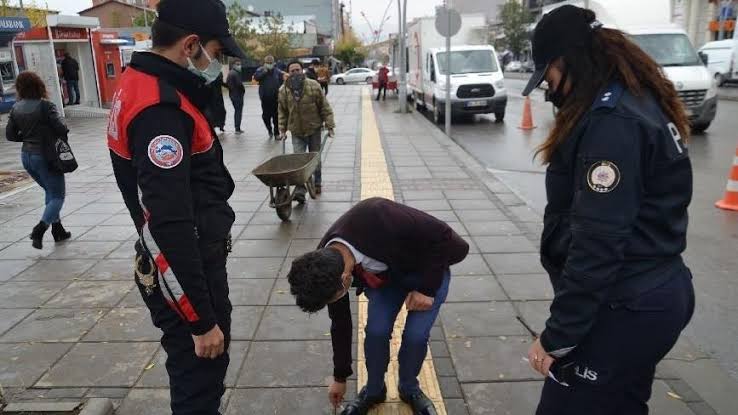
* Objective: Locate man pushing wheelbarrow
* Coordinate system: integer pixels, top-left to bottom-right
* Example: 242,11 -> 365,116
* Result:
278,59 -> 335,202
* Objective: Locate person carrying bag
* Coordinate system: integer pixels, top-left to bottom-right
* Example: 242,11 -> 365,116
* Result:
5,71 -> 74,249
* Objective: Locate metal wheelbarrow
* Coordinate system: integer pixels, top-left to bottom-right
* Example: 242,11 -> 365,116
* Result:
251,132 -> 329,221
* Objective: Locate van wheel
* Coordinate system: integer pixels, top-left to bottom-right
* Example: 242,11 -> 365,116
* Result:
432,102 -> 444,124
414,94 -> 424,111
692,122 -> 711,134
715,73 -> 726,87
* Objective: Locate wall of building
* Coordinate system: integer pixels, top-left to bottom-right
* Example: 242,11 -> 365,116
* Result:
454,0 -> 508,23
81,2 -> 146,28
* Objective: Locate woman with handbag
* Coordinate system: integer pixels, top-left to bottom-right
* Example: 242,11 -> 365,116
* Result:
6,71 -> 72,249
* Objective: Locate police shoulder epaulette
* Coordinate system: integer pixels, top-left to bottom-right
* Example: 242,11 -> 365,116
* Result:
591,83 -> 624,110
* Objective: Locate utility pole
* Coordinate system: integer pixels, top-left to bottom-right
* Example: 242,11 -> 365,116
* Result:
444,0 -> 452,137
397,0 -> 408,113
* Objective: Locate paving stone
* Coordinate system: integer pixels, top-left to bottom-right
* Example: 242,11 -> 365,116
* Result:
228,278 -> 274,305
508,205 -> 542,222
497,274 -> 554,301
0,343 -> 72,386
472,236 -> 537,254
72,203 -> 126,215
443,398 -> 471,415
60,213 -> 112,227
446,276 -> 507,302
287,238 -> 322,257
83,307 -> 160,341
484,253 -> 545,275
268,278 -> 297,305
43,281 -> 132,308
225,387 -> 331,414
44,241 -> 123,259
462,381 -> 543,415
16,387 -> 89,400
0,308 -> 33,336
37,342 -> 158,387
3,402 -> 82,412
229,239 -> 289,257
424,210 -> 459,222
402,190 -> 445,200
666,335 -> 711,361
659,358 -> 738,415
514,301 -> 551,336
430,341 -> 450,358
238,223 -> 297,240
237,340 -> 332,387
230,306 -> 264,340
465,221 -> 522,236
117,285 -> 145,307
649,380 -> 697,415
407,199 -> 452,211
76,225 -> 136,242
85,387 -> 130,399
0,308 -> 104,342
115,388 -> 170,415
438,376 -> 463,399
449,199 -> 498,211
432,357 -> 457,377
448,336 -> 534,382
451,254 -> 491,276
13,259 -> 98,281
0,259 -> 34,282
443,190 -> 489,200
226,257 -> 284,279
82,259 -> 133,280
441,302 -> 529,338
255,305 -> 332,340
0,240 -> 54,260
456,209 -> 508,222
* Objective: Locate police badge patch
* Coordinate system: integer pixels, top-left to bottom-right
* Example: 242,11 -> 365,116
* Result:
587,161 -> 620,193
148,135 -> 184,169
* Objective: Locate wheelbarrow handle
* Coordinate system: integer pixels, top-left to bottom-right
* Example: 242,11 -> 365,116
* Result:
281,130 -> 332,156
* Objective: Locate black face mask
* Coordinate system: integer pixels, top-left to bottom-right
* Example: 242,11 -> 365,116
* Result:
545,68 -> 569,108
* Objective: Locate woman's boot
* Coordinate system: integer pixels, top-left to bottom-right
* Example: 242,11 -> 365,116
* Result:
30,221 -> 49,250
51,222 -> 72,242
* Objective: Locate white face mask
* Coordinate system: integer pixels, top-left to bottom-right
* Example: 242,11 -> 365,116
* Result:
187,42 -> 222,85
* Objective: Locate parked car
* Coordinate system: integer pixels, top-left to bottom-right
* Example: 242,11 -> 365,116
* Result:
698,39 -> 737,86
330,68 -> 376,85
504,60 -> 523,73
521,60 -> 535,73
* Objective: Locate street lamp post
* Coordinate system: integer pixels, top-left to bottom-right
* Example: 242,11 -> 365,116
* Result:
397,0 -> 408,113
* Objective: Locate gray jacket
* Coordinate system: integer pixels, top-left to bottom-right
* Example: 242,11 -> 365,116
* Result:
6,99 -> 69,154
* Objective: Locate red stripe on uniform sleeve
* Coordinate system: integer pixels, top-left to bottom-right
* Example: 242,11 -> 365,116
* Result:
154,254 -> 169,274
177,295 -> 201,322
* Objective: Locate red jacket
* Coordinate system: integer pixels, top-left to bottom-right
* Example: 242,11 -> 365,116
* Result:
378,67 -> 390,83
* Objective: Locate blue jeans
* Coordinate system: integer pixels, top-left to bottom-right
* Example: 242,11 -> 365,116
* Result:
230,94 -> 243,131
363,270 -> 451,396
22,152 -> 66,225
66,79 -> 80,104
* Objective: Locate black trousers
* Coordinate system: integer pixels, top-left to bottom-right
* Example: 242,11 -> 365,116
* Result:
320,82 -> 329,96
261,97 -> 278,136
376,82 -> 387,100
230,94 -> 244,131
136,240 -> 232,415
536,267 -> 695,415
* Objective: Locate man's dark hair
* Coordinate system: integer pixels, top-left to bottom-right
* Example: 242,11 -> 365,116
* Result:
287,248 -> 344,313
287,60 -> 303,70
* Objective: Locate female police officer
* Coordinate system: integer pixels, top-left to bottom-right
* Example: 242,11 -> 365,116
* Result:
521,5 -> 696,414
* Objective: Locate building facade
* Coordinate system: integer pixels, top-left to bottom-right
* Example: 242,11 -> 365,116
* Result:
80,0 -> 154,28
225,0 -> 341,40
453,0 -> 509,24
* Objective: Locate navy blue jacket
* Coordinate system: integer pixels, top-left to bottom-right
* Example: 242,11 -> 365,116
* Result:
540,82 -> 693,358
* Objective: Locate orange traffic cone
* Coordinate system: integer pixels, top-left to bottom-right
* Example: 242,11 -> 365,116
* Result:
716,145 -> 738,211
519,96 -> 536,130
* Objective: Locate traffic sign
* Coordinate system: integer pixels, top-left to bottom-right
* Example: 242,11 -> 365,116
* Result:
435,7 -> 461,37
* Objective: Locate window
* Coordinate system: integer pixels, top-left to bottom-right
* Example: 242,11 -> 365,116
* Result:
436,50 -> 498,75
630,34 -> 701,67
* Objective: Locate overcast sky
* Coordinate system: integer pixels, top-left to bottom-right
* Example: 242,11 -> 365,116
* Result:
35,0 -> 441,42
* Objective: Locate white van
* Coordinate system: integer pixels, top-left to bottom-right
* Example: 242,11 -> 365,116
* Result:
698,39 -> 736,86
628,27 -> 718,133
407,15 -> 507,124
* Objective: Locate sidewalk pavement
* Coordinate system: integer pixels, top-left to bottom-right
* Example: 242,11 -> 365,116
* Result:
0,85 -> 736,414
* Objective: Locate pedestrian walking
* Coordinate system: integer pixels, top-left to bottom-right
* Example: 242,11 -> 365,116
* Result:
521,6 -> 695,414
306,59 -> 319,81
278,60 -> 335,200
317,62 -> 331,96
205,72 -> 227,133
5,71 -> 72,250
376,64 -> 389,101
106,0 -> 246,413
286,198 -> 469,415
254,55 -> 284,139
225,60 -> 245,134
60,52 -> 80,105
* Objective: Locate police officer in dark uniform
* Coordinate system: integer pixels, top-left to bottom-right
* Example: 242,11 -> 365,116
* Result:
521,6 -> 696,414
106,1 -> 246,413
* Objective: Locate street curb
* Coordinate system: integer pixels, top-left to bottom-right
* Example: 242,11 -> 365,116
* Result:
78,398 -> 114,415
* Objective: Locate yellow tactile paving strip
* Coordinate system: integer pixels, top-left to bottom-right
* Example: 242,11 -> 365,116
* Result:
358,88 -> 447,414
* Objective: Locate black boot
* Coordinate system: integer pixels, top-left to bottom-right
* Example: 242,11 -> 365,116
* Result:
51,222 -> 72,242
400,389 -> 437,415
341,386 -> 386,415
30,221 -> 48,250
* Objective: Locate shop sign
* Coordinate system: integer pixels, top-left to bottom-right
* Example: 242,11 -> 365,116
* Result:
51,27 -> 88,40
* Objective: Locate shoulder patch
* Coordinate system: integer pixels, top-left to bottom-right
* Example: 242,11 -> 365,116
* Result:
592,83 -> 624,110
148,135 -> 184,169
587,161 -> 620,193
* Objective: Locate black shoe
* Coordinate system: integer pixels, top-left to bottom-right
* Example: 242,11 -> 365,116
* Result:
294,193 -> 306,204
315,185 -> 322,195
400,390 -> 437,415
341,386 -> 386,415
235,129 -> 244,135
51,222 -> 72,243
30,221 -> 48,250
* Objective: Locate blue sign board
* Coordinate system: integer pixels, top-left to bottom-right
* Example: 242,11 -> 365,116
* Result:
0,17 -> 30,33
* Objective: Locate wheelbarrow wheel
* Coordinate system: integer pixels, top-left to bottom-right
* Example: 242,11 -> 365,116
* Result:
275,187 -> 292,222
306,177 -> 318,199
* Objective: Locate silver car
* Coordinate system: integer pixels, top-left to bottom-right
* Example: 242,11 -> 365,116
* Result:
331,68 -> 376,85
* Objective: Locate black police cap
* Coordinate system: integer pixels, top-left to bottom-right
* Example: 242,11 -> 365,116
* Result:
157,0 -> 247,60
522,5 -> 603,96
